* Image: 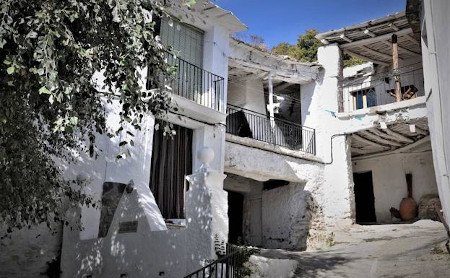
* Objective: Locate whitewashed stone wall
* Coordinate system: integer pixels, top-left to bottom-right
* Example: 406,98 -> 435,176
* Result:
421,0 -> 450,226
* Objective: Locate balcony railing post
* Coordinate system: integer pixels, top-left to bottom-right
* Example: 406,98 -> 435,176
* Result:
226,104 -> 316,155
165,52 -> 224,112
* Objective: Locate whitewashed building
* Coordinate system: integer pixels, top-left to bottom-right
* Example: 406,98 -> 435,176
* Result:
1,1 -> 246,277
2,0 -> 450,277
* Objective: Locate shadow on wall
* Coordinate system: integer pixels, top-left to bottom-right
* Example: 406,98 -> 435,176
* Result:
61,178 -> 218,278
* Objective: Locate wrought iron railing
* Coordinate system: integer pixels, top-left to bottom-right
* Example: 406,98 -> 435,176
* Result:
184,245 -> 253,278
226,104 -> 316,155
343,67 -> 424,111
166,53 -> 225,112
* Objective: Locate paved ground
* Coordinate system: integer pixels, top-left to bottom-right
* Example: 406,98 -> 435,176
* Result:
252,220 -> 450,278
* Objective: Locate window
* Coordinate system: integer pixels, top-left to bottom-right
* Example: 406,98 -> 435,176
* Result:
149,121 -> 193,219
160,16 -> 204,67
351,88 -> 377,110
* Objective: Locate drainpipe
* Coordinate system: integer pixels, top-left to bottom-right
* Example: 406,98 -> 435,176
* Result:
392,34 -> 402,102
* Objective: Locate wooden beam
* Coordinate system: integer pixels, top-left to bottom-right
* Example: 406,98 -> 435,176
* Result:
414,126 -> 428,136
381,41 -> 421,57
341,28 -> 412,49
383,128 -> 415,143
405,34 -> 420,45
364,29 -> 377,38
352,134 -> 391,149
273,82 -> 293,92
361,45 -> 397,61
352,136 -> 431,161
229,58 -> 314,83
368,128 -> 409,144
392,34 -> 402,102
344,49 -> 389,66
360,130 -> 403,147
340,34 -> 353,43
389,23 -> 400,31
351,147 -> 368,155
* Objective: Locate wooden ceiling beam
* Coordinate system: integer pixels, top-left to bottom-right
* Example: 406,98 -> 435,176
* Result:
383,128 -> 414,143
381,41 -> 420,57
341,28 -> 412,49
368,128 -> 405,143
344,49 -> 390,66
352,134 -> 391,149
360,130 -> 403,147
360,45 -> 397,61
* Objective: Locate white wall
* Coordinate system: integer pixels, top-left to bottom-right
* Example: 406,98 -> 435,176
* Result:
228,78 -> 266,114
58,106 -> 228,277
422,0 -> 450,225
353,151 -> 438,223
261,183 -> 310,250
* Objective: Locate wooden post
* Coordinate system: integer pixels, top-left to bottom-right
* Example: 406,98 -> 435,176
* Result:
392,34 -> 402,102
267,72 -> 275,128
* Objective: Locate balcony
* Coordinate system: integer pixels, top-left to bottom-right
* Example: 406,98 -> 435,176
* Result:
226,104 -> 316,155
166,53 -> 225,113
343,67 -> 424,112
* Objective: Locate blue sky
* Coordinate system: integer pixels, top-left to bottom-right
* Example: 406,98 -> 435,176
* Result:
213,0 -> 406,48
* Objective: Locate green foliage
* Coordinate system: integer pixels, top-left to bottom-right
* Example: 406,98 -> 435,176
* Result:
0,0 -> 173,233
272,29 -> 322,62
272,29 -> 365,66
343,53 -> 365,67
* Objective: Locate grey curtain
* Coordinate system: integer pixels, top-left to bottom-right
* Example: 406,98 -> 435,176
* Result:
150,121 -> 193,219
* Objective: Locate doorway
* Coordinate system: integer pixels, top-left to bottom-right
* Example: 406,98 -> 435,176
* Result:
353,171 -> 377,224
228,191 -> 244,244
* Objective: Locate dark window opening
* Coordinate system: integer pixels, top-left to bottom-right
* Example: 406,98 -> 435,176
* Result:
353,171 -> 377,224
150,121 -> 193,219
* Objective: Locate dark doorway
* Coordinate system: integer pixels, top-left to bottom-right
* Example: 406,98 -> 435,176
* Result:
353,171 -> 377,224
228,191 -> 244,244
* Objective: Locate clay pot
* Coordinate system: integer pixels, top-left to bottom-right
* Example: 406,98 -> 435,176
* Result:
399,197 -> 417,221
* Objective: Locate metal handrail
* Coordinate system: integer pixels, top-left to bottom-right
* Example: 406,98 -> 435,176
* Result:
165,52 -> 225,112
226,104 -> 314,130
184,245 -> 250,278
226,104 -> 316,155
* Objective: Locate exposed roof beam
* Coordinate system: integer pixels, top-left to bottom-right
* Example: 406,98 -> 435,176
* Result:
360,45 -> 397,61
383,128 -> 415,143
352,136 -> 431,161
340,34 -> 353,43
351,147 -> 368,155
273,82 -> 293,92
368,128 -> 409,144
389,23 -> 400,31
364,29 -> 377,38
229,58 -> 314,83
405,34 -> 420,45
344,49 -> 389,66
360,131 -> 402,147
341,28 -> 412,49
352,134 -> 391,149
381,41 -> 420,56
414,126 -> 428,136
